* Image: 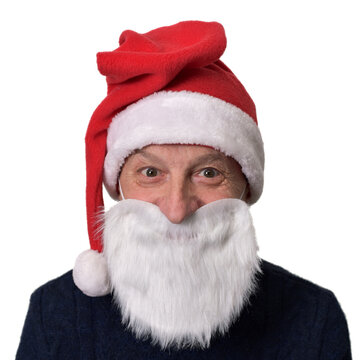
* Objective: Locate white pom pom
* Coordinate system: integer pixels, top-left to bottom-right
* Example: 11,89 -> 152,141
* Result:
73,249 -> 110,297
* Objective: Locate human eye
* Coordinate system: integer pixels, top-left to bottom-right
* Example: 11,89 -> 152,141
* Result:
140,167 -> 160,177
198,167 -> 220,178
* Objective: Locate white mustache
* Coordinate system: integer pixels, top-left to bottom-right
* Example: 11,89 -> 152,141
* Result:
104,197 -> 254,243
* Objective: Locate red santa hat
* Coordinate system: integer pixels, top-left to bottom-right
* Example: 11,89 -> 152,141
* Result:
73,20 -> 264,297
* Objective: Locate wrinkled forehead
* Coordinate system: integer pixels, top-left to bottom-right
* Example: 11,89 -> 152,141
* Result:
124,143 -> 228,163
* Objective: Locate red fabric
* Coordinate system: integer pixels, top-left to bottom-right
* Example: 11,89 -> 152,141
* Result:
85,21 -> 257,252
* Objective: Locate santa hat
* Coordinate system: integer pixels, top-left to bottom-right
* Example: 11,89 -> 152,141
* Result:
73,20 -> 264,297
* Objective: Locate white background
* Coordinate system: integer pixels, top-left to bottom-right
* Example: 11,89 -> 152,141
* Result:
1,0 -> 359,358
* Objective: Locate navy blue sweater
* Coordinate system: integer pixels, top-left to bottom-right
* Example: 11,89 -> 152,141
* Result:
16,260 -> 352,359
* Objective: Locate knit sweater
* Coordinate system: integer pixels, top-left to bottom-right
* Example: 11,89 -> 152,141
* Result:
16,260 -> 352,359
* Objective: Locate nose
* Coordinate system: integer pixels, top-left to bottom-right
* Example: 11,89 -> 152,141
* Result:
158,181 -> 201,224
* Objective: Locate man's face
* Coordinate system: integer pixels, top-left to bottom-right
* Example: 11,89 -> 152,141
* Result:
106,144 -> 258,349
119,144 -> 248,224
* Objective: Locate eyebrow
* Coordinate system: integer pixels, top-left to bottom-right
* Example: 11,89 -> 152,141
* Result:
133,149 -> 227,168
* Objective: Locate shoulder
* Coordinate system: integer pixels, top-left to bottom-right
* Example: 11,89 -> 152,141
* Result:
34,270 -> 75,291
28,270 -> 84,333
17,271 -> 85,359
254,260 -> 351,358
258,259 -> 345,318
30,270 -> 77,303
260,259 -> 334,296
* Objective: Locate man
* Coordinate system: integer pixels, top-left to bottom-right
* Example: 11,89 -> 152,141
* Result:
17,21 -> 352,359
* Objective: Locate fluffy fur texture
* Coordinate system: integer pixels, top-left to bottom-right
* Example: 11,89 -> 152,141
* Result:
102,198 -> 261,349
104,90 -> 264,205
72,249 -> 110,297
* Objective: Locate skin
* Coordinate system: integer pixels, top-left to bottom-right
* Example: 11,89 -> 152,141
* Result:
119,144 -> 249,224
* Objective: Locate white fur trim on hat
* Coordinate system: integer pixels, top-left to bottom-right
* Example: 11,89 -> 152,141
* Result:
104,90 -> 264,204
73,249 -> 110,297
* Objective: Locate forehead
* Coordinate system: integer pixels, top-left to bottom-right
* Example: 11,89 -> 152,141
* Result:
128,144 -> 226,163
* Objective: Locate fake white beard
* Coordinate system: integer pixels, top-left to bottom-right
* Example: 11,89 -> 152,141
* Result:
103,198 -> 261,350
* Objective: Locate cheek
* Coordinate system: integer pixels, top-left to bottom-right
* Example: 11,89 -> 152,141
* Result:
193,185 -> 237,204
120,182 -> 159,203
